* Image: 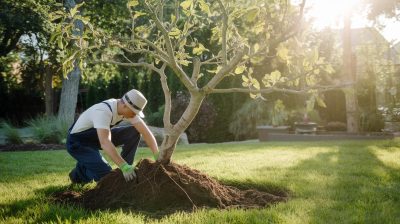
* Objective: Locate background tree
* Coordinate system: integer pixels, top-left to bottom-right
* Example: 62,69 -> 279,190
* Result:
57,0 -> 85,126
0,0 -> 61,122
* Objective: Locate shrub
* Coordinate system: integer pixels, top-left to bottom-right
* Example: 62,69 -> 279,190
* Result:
229,99 -> 267,140
27,116 -> 68,144
1,121 -> 23,144
326,121 -> 347,131
269,100 -> 289,126
360,110 -> 384,132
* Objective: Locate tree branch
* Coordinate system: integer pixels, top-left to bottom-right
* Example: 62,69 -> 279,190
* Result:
210,83 -> 353,94
271,0 -> 306,46
203,47 -> 248,92
191,57 -> 201,85
144,2 -> 195,91
132,34 -> 170,61
217,0 -> 228,65
93,59 -> 158,72
158,63 -> 172,128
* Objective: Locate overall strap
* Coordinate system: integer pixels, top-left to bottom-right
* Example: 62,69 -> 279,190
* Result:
101,101 -> 123,127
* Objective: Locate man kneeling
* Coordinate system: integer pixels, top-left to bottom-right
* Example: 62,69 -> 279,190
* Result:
66,89 -> 159,184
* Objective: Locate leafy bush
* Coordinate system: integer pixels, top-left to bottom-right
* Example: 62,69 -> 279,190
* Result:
326,121 -> 347,131
269,100 -> 289,126
229,99 -> 267,140
360,110 -> 384,132
146,105 -> 165,127
1,121 -> 23,144
27,116 -> 68,144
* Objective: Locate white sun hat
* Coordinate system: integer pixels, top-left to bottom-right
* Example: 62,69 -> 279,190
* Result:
123,89 -> 147,118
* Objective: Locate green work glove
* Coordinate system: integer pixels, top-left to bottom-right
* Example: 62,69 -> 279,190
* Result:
153,151 -> 159,161
119,162 -> 136,182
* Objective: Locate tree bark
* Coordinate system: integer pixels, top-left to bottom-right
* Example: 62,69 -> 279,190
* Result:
44,66 -> 54,116
58,66 -> 81,125
159,91 -> 205,163
343,10 -> 359,133
58,0 -> 84,126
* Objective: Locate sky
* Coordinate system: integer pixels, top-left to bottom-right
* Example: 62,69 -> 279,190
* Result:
304,0 -> 400,43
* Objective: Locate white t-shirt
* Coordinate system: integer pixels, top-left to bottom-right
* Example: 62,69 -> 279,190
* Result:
70,98 -> 142,134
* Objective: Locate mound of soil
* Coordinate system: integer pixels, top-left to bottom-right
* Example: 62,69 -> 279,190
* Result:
54,159 -> 288,213
0,143 -> 64,152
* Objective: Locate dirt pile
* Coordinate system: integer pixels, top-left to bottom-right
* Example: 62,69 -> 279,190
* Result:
54,159 -> 288,213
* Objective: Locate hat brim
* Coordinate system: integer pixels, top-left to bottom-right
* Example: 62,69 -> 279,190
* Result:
126,103 -> 145,118
138,111 -> 145,118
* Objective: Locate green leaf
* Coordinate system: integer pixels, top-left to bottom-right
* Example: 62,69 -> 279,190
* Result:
133,11 -> 147,19
198,0 -> 210,15
179,59 -> 190,66
235,65 -> 246,74
244,8 -> 259,22
277,44 -> 289,61
169,28 -> 181,38
251,78 -> 260,89
180,0 -> 193,10
270,70 -> 281,85
57,37 -> 64,50
316,96 -> 327,108
193,43 -> 208,55
171,14 -> 176,23
70,6 -> 79,17
127,0 -> 139,8
325,64 -> 335,74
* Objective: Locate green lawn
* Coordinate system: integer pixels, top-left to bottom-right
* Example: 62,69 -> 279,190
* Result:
1,139 -> 400,223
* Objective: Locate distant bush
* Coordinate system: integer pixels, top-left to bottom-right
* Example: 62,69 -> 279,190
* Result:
229,99 -> 267,140
360,110 -> 384,132
27,116 -> 68,144
326,121 -> 347,131
1,121 -> 23,144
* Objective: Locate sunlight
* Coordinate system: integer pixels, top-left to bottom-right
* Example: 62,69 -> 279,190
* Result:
306,0 -> 366,29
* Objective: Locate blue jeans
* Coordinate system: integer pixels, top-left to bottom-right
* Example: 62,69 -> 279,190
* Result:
66,125 -> 141,184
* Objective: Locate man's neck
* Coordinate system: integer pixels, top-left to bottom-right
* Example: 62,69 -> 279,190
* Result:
116,99 -> 123,116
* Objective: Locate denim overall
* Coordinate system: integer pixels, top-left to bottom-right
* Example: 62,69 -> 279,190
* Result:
67,102 -> 141,184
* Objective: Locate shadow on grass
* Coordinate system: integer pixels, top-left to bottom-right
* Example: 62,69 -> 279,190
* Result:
269,141 -> 400,223
0,185 -> 91,223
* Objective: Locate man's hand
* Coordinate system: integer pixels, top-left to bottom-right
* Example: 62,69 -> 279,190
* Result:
153,151 -> 159,161
119,162 -> 136,182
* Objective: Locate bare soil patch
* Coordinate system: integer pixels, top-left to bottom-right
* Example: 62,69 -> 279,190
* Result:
0,143 -> 64,152
53,159 -> 288,215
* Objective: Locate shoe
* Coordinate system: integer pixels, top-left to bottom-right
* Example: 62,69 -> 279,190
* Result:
68,168 -> 83,184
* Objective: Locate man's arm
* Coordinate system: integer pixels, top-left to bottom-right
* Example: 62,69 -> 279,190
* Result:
132,120 -> 159,157
97,128 -> 126,166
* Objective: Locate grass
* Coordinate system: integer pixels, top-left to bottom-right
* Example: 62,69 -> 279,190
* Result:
1,139 -> 400,223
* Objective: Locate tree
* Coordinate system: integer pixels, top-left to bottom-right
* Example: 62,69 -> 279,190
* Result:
0,0 -> 62,120
57,0 -> 85,125
55,0 -> 343,164
0,0 -> 45,57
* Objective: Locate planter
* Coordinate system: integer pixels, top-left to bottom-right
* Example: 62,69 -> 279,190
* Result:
257,125 -> 290,141
294,122 -> 317,134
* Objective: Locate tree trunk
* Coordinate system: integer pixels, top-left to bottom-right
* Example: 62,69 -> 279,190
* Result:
159,91 -> 205,163
58,66 -> 81,125
58,0 -> 84,126
44,66 -> 54,116
343,10 -> 359,133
